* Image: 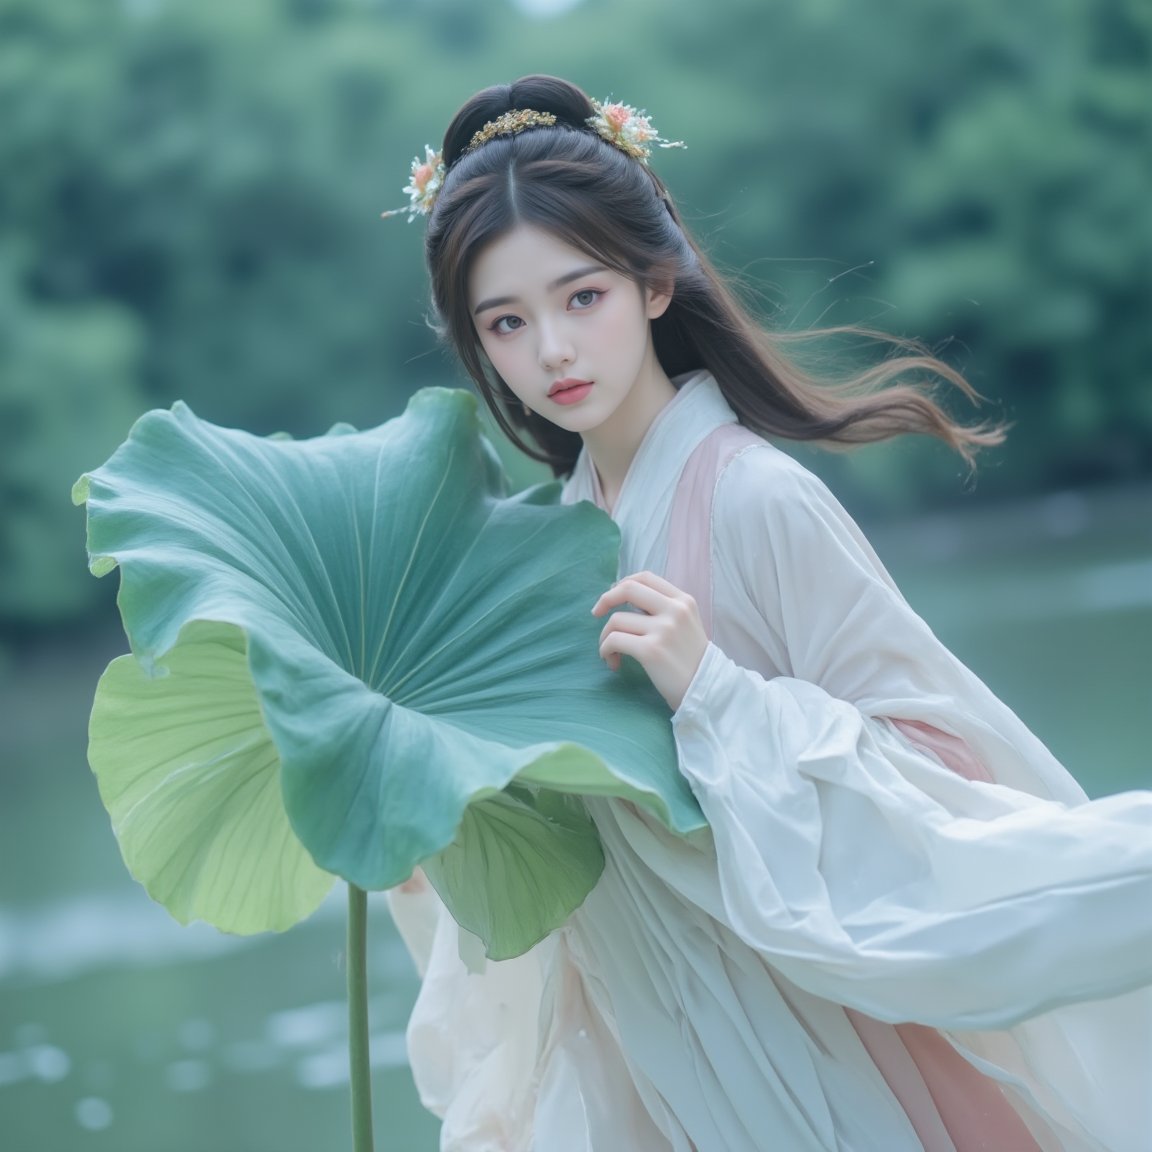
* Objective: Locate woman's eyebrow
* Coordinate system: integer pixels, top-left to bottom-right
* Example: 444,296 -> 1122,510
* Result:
473,264 -> 608,315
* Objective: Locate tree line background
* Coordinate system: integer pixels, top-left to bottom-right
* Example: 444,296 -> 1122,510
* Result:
2,0 -> 1149,633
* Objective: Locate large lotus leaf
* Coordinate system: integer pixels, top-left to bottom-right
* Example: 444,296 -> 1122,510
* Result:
75,388 -> 704,958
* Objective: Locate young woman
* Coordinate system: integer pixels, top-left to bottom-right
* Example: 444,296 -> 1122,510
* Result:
386,75 -> 1152,1151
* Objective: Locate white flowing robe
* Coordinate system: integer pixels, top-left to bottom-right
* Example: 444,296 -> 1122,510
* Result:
389,372 -> 1152,1152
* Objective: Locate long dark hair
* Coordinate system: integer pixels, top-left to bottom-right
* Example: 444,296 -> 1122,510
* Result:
425,74 -> 1004,476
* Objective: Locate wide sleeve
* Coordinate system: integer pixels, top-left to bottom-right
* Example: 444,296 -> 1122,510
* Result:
668,445 -> 1152,1030
712,446 -> 1088,802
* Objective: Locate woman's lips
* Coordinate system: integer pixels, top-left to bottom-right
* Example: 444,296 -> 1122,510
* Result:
548,379 -> 593,406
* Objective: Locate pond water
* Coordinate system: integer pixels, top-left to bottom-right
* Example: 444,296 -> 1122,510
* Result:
1,486 -> 1149,1151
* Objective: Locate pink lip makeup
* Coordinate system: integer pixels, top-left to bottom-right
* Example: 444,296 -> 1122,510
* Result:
548,379 -> 593,406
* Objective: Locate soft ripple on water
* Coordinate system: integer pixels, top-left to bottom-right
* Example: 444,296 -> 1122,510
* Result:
1,1003 -> 411,1109
0,883 -> 423,1110
75,1096 -> 114,1131
0,890 -> 251,982
295,1030 -> 409,1090
0,885 -> 411,985
898,555 -> 1152,626
165,1058 -> 212,1093
0,1043 -> 71,1087
177,1017 -> 216,1052
998,558 -> 1152,621
223,1038 -> 283,1073
266,1000 -> 346,1049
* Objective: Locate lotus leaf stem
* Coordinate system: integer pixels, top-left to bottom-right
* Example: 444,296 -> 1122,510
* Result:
348,884 -> 375,1151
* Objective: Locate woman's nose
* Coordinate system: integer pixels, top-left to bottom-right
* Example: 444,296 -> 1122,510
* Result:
537,321 -> 575,371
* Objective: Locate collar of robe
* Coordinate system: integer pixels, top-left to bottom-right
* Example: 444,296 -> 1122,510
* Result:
564,370 -> 738,572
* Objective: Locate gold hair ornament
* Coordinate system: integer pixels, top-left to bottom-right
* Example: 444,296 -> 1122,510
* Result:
382,99 -> 683,221
465,109 -> 558,154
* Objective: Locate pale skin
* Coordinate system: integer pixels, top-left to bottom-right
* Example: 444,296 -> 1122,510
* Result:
469,225 -> 709,711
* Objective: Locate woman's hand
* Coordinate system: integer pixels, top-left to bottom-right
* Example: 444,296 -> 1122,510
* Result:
591,571 -> 708,712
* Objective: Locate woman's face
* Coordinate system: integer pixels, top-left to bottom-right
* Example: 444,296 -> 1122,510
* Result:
468,225 -> 671,444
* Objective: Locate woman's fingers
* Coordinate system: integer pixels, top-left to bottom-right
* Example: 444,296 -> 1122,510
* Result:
622,570 -> 688,597
598,612 -> 656,671
593,574 -> 708,711
598,610 -> 652,645
598,628 -> 650,669
591,571 -> 689,618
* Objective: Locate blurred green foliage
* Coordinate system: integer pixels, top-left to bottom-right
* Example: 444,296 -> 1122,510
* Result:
2,0 -> 1149,627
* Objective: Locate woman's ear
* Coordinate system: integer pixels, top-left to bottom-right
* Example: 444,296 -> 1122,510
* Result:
645,281 -> 673,320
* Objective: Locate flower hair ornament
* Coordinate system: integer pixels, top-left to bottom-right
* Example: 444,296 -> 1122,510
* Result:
382,98 -> 684,222
381,144 -> 446,222
585,100 -> 685,162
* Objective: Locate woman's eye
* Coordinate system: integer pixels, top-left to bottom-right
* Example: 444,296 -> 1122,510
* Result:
570,289 -> 601,309
491,315 -> 524,335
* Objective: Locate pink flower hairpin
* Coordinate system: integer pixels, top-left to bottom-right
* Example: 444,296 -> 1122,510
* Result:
586,100 -> 686,162
381,145 -> 446,222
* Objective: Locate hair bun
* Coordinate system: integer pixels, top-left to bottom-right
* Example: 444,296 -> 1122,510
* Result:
441,74 -> 595,168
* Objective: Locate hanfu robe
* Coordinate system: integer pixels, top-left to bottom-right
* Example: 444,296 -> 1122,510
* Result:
389,371 -> 1152,1152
